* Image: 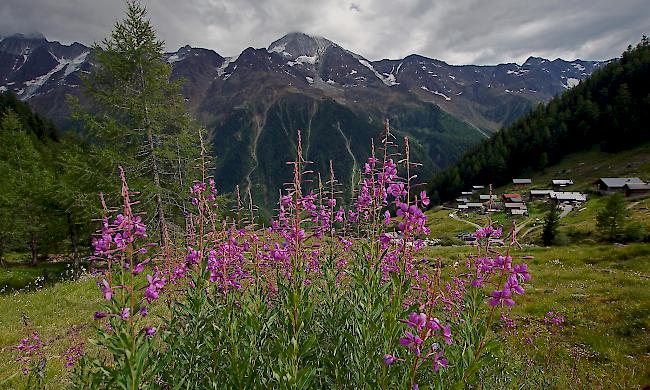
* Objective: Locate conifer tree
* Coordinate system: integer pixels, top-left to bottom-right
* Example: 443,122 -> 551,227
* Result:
74,0 -> 200,247
0,110 -> 58,265
596,194 -> 628,241
542,206 -> 560,246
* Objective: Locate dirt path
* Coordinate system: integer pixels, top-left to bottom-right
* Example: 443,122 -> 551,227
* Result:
448,212 -> 482,229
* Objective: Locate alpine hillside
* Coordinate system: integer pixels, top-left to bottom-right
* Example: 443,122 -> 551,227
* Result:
0,32 -> 608,210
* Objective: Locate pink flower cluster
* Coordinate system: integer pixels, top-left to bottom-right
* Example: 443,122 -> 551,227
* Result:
464,250 -> 531,308
14,332 -> 44,375
384,312 -> 451,374
92,214 -> 148,259
64,343 -> 84,368
544,311 -> 565,334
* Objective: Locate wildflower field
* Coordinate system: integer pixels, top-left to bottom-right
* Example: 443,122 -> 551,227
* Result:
0,126 -> 648,390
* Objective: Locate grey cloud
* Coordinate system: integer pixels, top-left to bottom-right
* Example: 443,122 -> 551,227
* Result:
0,0 -> 647,64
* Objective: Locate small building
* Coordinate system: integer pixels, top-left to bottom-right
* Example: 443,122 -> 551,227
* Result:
510,208 -> 527,216
624,183 -> 650,197
529,189 -> 554,199
456,197 -> 469,203
461,191 -> 473,196
466,202 -> 484,209
550,191 -> 587,203
502,193 -> 523,203
479,194 -> 498,201
596,178 -> 645,194
504,202 -> 527,210
513,178 -> 532,187
552,179 -> 574,189
457,204 -> 469,210
472,185 -> 485,191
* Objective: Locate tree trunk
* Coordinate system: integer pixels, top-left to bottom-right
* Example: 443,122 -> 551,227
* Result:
146,125 -> 168,248
0,237 -> 6,267
29,233 -> 38,266
139,63 -> 168,249
67,212 -> 80,274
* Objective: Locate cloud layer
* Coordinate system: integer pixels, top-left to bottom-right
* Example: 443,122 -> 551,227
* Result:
1,0 -> 647,64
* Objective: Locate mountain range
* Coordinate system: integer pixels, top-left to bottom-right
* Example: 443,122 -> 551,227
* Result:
0,32 -> 609,210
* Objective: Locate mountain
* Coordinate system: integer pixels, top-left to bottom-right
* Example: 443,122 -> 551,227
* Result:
0,32 -> 608,210
427,38 -> 650,203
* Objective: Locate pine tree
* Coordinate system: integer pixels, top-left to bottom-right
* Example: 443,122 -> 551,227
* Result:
542,206 -> 560,246
0,110 -> 60,265
73,0 -> 200,247
596,194 -> 628,241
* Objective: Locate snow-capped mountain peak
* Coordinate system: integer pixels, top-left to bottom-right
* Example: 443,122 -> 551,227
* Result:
267,32 -> 335,60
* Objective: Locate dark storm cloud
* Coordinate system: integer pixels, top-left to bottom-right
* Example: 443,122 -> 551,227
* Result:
0,0 -> 647,64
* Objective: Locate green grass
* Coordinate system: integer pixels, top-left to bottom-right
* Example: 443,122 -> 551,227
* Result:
2,242 -> 649,388
0,260 -> 76,293
496,143 -> 650,195
423,243 -> 650,388
0,277 -> 100,388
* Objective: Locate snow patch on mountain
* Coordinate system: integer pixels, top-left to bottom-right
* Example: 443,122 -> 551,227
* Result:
358,59 -> 399,86
21,51 -> 89,100
287,55 -> 317,67
217,55 -> 239,78
507,69 -> 529,76
63,51 -> 89,77
167,53 -> 184,63
572,63 -> 586,71
268,42 -> 287,54
562,77 -> 579,89
420,85 -> 451,101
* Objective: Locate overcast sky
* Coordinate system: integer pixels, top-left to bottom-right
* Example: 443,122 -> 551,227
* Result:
1,0 -> 647,65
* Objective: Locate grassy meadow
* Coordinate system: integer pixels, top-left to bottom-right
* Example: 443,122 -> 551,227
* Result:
1,145 -> 650,388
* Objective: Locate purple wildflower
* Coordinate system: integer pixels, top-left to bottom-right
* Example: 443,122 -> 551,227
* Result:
489,289 -> 516,307
383,354 -> 398,365
432,351 -> 448,372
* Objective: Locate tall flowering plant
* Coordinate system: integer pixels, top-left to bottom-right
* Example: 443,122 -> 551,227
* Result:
74,166 -> 162,388
380,223 -> 532,388
71,124 -> 535,389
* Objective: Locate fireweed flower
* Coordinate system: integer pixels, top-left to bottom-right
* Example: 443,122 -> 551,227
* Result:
133,258 -> 150,275
489,289 -> 516,307
94,311 -> 108,320
513,263 -> 531,282
399,331 -> 424,356
505,274 -> 525,295
544,311 -> 565,334
383,354 -> 398,365
384,210 -> 392,225
144,271 -> 166,303
64,343 -> 84,368
402,312 -> 427,331
101,279 -> 112,301
420,191 -> 430,207
432,351 -> 448,372
14,332 -> 44,375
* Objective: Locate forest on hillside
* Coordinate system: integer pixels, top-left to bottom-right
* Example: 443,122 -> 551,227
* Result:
428,37 -> 650,202
0,5 -> 209,266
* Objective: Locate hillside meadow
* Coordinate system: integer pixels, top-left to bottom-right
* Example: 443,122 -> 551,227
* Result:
1,241 -> 649,388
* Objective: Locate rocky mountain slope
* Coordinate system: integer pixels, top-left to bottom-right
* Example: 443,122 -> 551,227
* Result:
0,32 -> 608,210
